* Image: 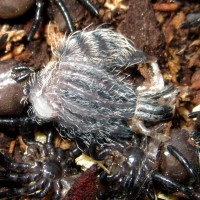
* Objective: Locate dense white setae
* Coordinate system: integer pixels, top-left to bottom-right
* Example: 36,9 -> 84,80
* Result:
28,28 -> 175,145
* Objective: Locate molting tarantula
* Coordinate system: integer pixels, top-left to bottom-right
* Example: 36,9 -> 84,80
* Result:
0,131 -> 81,199
26,28 -> 177,146
0,28 -> 177,147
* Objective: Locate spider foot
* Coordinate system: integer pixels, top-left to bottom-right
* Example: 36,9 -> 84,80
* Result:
11,65 -> 35,82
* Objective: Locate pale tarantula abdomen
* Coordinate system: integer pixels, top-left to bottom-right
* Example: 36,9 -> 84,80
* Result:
28,28 -> 175,144
57,28 -> 146,69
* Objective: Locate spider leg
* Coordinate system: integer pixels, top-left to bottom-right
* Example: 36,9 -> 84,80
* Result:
138,84 -> 175,99
27,0 -> 44,41
0,171 -> 42,183
152,171 -> 193,196
54,0 -> 75,33
25,140 -> 47,157
0,178 -> 47,198
105,170 -> 122,183
35,181 -> 52,198
145,188 -> 155,200
78,0 -> 99,16
46,127 -> 55,144
136,81 -> 177,123
0,117 -> 36,127
52,181 -> 62,200
130,119 -> 169,142
134,84 -> 176,139
167,145 -> 198,185
0,152 -> 33,171
136,103 -> 173,121
123,173 -> 134,193
188,111 -> 200,118
152,146 -> 198,196
11,65 -> 35,82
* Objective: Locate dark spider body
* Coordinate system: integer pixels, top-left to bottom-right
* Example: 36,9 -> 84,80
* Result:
89,135 -> 199,200
0,132 -> 81,199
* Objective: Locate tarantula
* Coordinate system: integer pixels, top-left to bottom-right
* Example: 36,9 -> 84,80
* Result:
88,134 -> 199,200
0,131 -> 81,199
0,28 -> 177,148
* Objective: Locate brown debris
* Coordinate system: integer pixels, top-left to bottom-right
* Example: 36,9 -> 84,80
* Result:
15,40 -> 49,69
188,48 -> 200,68
153,3 -> 181,12
0,27 -> 26,61
162,11 -> 186,46
55,137 -> 72,150
104,0 -> 129,11
18,136 -> 28,153
191,69 -> 200,90
117,0 -> 164,58
8,140 -> 16,154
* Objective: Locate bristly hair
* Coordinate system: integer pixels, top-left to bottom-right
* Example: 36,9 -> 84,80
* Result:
28,28 -> 174,146
56,27 -> 147,69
